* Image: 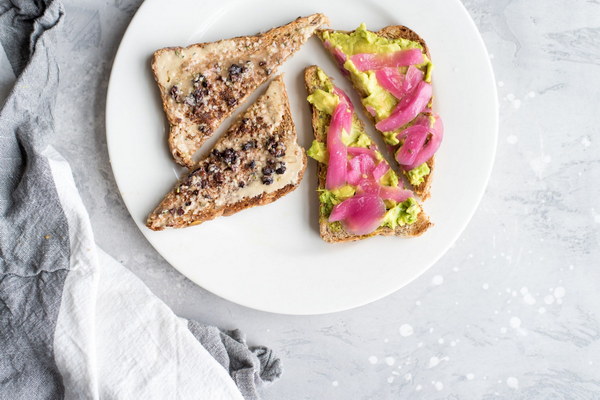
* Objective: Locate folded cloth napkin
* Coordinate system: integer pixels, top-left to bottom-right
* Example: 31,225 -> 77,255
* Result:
0,1 -> 281,399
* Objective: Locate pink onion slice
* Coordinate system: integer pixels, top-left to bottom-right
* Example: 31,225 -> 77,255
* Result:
326,102 -> 351,189
329,194 -> 386,235
376,81 -> 432,132
405,66 -> 425,91
347,153 -> 376,185
375,68 -> 406,99
347,146 -> 375,158
334,87 -> 354,112
404,115 -> 444,170
346,156 -> 362,186
357,178 -> 380,195
365,106 -> 376,117
379,186 -> 413,203
350,49 -> 424,71
356,153 -> 376,176
395,124 -> 429,166
376,66 -> 424,100
372,161 -> 390,181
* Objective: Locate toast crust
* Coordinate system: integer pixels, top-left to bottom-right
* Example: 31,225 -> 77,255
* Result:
318,25 -> 436,200
152,14 -> 329,167
147,75 -> 306,230
304,66 -> 431,243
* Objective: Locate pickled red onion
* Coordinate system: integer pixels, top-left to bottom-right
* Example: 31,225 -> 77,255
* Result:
350,49 -> 424,71
395,124 -> 429,166
376,66 -> 425,100
329,194 -> 386,235
325,102 -> 351,189
404,115 -> 444,170
347,147 -> 376,158
376,81 -> 432,132
347,153 -> 377,186
379,186 -> 413,203
334,87 -> 354,112
346,156 -> 362,186
357,178 -> 380,195
372,161 -> 390,181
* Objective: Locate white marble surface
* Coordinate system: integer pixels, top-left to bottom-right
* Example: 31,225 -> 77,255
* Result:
42,0 -> 600,398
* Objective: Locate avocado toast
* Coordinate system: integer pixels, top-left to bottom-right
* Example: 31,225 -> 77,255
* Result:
304,66 -> 431,243
317,24 -> 443,200
152,14 -> 329,167
147,76 -> 306,230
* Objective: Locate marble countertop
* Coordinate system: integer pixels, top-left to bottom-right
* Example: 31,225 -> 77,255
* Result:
37,0 -> 600,398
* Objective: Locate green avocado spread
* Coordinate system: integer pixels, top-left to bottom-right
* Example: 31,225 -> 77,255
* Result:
406,162 -> 431,186
306,67 -> 420,229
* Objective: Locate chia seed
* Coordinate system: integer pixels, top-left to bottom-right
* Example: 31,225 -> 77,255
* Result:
169,85 -> 183,102
177,208 -> 184,216
241,140 -> 256,151
275,162 -> 286,174
238,181 -> 246,188
222,148 -> 238,166
228,63 -> 244,81
265,136 -> 286,157
225,96 -> 237,106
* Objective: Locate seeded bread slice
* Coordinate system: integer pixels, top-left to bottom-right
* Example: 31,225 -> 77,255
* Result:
152,13 -> 329,168
304,66 -> 431,243
147,75 -> 306,230
317,26 -> 436,200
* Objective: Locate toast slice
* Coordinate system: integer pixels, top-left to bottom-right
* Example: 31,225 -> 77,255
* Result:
152,13 -> 329,167
147,76 -> 306,230
304,66 -> 431,243
317,24 -> 439,200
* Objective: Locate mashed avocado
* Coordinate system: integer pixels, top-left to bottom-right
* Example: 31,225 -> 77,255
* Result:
307,140 -> 327,163
406,163 -> 430,186
380,169 -> 399,187
307,89 -> 339,114
322,23 -> 423,55
381,198 -> 421,229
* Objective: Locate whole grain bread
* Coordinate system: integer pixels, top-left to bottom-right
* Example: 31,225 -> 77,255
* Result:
147,75 -> 306,230
152,13 -> 329,168
304,66 -> 431,243
318,25 -> 436,200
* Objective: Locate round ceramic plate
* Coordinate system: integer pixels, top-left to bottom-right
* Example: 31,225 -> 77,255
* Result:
106,0 -> 497,315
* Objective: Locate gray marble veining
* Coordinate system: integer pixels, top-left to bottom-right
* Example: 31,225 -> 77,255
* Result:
14,0 -> 600,398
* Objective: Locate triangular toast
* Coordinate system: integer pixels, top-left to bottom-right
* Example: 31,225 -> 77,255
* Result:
147,76 -> 306,230
304,66 -> 431,243
317,24 -> 440,200
152,13 -> 329,167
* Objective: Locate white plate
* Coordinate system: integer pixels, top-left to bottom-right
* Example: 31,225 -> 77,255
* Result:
106,0 -> 498,315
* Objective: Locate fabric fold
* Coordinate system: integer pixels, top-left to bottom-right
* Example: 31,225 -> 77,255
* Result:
0,1 -> 281,399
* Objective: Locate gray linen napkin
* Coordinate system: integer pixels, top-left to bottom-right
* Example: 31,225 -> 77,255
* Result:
0,1 -> 281,399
